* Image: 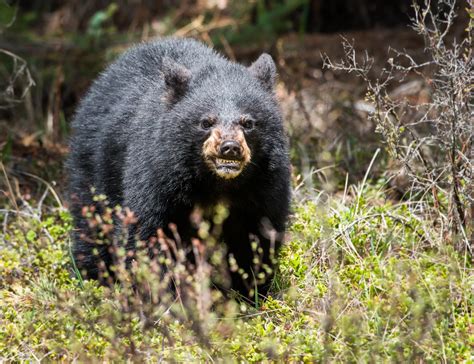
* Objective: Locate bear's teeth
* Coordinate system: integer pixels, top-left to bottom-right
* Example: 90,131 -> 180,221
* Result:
216,158 -> 240,165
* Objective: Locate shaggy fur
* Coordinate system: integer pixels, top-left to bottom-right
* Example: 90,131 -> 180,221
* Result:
66,37 -> 291,297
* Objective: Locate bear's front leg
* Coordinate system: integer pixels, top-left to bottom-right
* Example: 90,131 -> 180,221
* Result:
223,210 -> 283,300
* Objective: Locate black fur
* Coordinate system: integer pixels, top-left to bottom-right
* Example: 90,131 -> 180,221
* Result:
66,38 -> 291,297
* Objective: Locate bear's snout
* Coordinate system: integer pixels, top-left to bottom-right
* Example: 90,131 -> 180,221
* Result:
219,140 -> 242,160
202,126 -> 252,179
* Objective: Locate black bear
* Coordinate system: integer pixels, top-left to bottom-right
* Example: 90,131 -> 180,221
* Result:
67,37 -> 291,298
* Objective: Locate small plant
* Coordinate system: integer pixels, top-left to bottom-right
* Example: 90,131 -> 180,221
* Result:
0,50 -> 34,109
323,0 -> 473,253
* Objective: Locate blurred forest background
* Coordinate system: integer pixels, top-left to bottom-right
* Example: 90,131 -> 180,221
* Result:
2,0 -> 458,190
0,0 -> 472,361
1,0 -> 470,189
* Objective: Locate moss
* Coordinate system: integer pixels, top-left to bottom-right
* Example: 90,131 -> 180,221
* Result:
0,185 -> 471,361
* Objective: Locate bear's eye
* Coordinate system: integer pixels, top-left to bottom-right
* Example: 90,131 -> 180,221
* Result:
240,118 -> 255,131
200,118 -> 215,130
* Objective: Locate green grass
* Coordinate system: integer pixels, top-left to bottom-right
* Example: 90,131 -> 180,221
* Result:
0,183 -> 472,362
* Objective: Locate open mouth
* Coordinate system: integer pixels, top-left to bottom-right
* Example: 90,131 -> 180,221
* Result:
213,157 -> 244,178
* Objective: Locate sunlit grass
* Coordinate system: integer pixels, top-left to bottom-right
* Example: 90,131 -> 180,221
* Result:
0,180 -> 471,361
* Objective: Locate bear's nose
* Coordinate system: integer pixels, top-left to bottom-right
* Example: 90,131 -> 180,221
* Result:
220,140 -> 242,159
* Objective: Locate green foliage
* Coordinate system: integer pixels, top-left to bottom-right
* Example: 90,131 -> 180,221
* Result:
87,3 -> 119,40
0,1 -> 16,31
0,184 -> 471,361
0,133 -> 12,163
216,0 -> 310,46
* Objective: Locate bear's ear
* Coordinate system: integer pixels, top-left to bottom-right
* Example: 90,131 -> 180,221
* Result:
248,53 -> 277,92
162,57 -> 191,104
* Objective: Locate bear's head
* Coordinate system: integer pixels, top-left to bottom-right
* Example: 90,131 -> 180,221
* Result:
161,53 -> 283,180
